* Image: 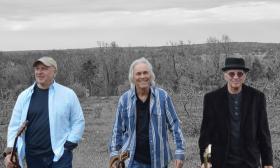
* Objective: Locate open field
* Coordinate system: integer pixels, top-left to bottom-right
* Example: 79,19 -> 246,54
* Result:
72,96 -> 201,168
72,96 -> 280,168
1,96 -> 280,167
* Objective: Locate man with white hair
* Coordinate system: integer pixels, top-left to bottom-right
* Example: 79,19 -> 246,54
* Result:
109,57 -> 186,168
3,57 -> 85,168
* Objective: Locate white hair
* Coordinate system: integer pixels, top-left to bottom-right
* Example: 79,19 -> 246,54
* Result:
128,57 -> 156,89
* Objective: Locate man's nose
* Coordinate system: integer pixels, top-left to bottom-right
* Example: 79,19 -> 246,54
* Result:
233,74 -> 240,79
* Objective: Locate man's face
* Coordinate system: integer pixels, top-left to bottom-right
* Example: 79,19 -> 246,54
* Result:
224,69 -> 246,91
133,63 -> 151,90
34,63 -> 56,88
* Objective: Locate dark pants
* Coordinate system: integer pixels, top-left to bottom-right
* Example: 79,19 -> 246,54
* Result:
131,160 -> 168,168
26,150 -> 73,168
131,160 -> 151,168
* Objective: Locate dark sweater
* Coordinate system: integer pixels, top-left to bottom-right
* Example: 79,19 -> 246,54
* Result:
226,92 -> 243,166
25,85 -> 53,156
134,91 -> 151,164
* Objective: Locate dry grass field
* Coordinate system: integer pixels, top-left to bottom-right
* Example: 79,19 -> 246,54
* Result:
72,96 -> 280,168
72,96 -> 201,168
1,96 -> 279,168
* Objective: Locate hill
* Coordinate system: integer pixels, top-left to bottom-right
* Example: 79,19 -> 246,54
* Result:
1,41 -> 280,167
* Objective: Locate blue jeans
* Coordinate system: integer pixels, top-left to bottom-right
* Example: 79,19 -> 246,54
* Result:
131,160 -> 167,168
131,160 -> 151,168
130,160 -> 168,168
26,150 -> 73,168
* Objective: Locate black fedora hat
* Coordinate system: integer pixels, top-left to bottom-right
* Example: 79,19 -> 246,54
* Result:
222,57 -> 249,72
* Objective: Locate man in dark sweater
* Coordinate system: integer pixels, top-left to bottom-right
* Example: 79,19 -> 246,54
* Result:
4,57 -> 85,168
199,57 -> 273,168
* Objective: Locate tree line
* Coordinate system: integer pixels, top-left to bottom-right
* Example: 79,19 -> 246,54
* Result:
1,37 -> 280,103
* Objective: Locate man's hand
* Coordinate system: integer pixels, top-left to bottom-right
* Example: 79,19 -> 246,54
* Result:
264,166 -> 273,168
111,162 -> 117,168
201,162 -> 212,168
4,154 -> 15,168
174,159 -> 183,168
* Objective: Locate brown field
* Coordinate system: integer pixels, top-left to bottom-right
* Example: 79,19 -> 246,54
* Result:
72,96 -> 201,168
1,96 -> 279,168
72,96 -> 280,168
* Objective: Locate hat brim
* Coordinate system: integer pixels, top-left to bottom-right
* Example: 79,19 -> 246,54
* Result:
33,60 -> 53,67
222,67 -> 249,72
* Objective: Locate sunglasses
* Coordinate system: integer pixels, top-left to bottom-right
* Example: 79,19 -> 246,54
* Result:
227,71 -> 244,78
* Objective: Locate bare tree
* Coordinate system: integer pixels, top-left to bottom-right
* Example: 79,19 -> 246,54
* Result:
206,36 -> 223,87
220,34 -> 232,57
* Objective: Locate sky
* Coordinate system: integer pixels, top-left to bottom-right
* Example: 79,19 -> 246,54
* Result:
0,0 -> 279,51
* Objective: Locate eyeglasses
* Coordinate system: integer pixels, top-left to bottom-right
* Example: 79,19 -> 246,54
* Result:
227,71 -> 244,78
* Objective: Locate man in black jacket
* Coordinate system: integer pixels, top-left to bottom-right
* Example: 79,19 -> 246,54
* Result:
199,57 -> 273,168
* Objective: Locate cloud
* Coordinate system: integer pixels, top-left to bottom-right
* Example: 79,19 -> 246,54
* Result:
0,0 -> 280,50
206,1 -> 280,22
0,1 -> 279,32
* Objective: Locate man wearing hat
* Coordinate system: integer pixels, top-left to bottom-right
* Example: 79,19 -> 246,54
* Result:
3,57 -> 85,168
199,57 -> 273,168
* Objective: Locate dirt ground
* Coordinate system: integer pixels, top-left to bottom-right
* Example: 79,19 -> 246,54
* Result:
73,96 -> 280,168
72,96 -> 201,168
1,96 -> 279,168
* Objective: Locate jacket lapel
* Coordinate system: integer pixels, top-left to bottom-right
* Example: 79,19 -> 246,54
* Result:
219,85 -> 230,130
240,85 -> 249,129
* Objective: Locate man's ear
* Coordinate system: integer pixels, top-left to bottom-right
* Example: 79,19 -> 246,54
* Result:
242,73 -> 247,82
54,69 -> 57,78
223,73 -> 228,81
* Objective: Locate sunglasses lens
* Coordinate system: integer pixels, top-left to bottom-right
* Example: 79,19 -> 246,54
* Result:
227,71 -> 244,78
228,72 -> 235,78
237,72 -> 244,77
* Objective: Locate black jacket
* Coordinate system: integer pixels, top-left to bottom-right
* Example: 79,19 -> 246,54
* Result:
199,84 -> 273,168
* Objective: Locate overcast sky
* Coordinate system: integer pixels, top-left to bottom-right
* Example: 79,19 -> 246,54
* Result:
0,0 -> 279,51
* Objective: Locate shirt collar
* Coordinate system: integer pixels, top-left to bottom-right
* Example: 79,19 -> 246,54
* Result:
30,80 -> 56,92
130,85 -> 155,99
